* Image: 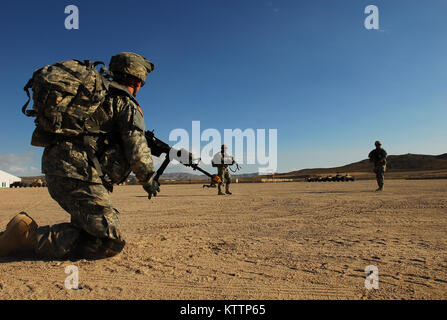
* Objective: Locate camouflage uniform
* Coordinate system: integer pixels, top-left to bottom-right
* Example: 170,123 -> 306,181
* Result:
212,149 -> 234,194
36,84 -> 154,259
368,144 -> 387,191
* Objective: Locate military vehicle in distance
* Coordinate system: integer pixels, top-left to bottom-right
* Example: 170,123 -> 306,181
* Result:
10,181 -> 26,188
333,173 -> 355,182
30,179 -> 46,187
306,176 -> 322,182
10,179 -> 47,188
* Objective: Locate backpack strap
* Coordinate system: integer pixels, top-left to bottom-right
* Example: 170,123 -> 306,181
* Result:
82,135 -> 103,177
22,78 -> 36,117
82,135 -> 115,192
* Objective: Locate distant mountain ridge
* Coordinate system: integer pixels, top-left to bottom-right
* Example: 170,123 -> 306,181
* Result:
160,153 -> 447,180
160,172 -> 207,180
274,153 -> 447,178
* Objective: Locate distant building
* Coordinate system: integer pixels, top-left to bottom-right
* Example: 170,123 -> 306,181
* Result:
0,170 -> 21,188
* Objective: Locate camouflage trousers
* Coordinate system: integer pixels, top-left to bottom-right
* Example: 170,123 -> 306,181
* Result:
217,167 -> 231,192
374,165 -> 386,189
35,175 -> 125,259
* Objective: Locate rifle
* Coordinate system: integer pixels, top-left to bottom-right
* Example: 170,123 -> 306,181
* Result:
211,153 -> 242,173
145,130 -> 222,185
229,162 -> 242,173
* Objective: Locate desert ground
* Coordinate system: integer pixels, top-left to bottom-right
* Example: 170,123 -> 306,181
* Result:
0,179 -> 446,300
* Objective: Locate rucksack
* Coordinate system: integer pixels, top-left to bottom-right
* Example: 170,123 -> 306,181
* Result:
22,59 -> 111,147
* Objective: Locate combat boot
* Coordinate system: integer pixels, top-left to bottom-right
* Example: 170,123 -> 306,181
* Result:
0,212 -> 38,257
225,190 -> 232,195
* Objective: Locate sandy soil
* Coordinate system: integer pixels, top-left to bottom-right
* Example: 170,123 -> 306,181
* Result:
0,180 -> 446,300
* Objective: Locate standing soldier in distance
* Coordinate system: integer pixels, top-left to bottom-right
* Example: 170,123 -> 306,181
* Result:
0,52 -> 160,259
368,140 -> 387,191
212,145 -> 235,195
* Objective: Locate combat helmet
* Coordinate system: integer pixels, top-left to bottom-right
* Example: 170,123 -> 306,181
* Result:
109,52 -> 154,85
375,140 -> 382,146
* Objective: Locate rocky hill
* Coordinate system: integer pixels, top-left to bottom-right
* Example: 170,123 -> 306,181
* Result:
274,153 -> 447,178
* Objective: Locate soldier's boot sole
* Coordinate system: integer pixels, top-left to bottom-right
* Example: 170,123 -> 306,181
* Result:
0,212 -> 38,257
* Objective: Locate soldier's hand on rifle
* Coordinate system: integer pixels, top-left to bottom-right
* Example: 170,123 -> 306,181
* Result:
142,176 -> 160,200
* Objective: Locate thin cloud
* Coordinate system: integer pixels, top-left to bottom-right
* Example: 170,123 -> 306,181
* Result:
0,152 -> 41,176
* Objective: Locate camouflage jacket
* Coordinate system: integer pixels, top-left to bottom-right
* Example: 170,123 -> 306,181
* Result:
368,148 -> 387,167
42,85 -> 154,185
212,152 -> 235,168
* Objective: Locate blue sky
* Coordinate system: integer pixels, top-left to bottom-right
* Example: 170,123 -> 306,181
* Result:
0,0 -> 446,176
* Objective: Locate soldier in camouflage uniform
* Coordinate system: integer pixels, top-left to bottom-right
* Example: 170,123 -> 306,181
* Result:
212,145 -> 235,195
0,52 -> 160,259
368,140 -> 387,192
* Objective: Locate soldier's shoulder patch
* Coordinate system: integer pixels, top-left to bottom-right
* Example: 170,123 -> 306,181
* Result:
137,105 -> 144,119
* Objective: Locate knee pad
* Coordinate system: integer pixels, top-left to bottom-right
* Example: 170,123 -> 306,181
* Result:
75,231 -> 125,259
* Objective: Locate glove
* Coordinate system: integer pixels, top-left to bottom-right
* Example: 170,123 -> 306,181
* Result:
142,176 -> 160,199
